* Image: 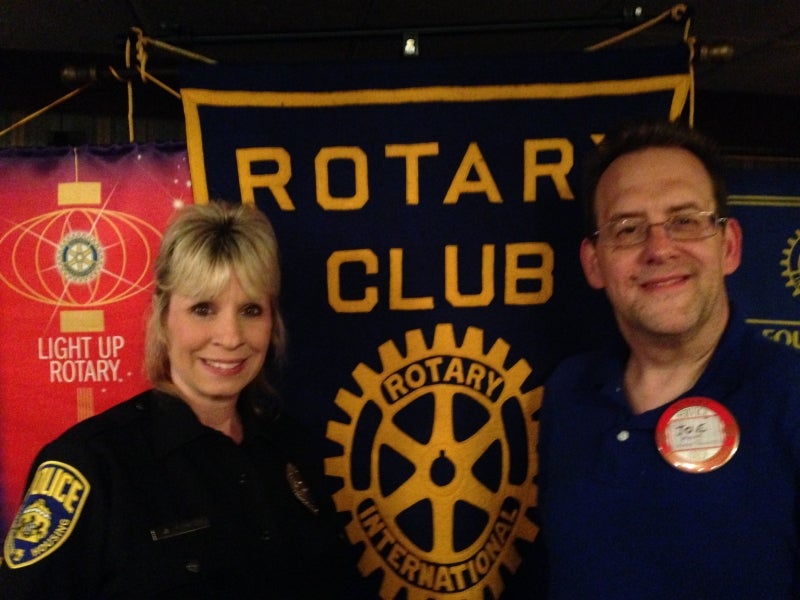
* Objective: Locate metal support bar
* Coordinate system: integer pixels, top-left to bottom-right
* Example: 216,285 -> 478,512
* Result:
151,13 -> 655,48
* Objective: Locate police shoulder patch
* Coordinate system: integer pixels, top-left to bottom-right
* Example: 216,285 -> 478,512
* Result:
3,460 -> 91,569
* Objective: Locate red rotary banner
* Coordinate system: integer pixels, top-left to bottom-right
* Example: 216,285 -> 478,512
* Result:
0,143 -> 191,533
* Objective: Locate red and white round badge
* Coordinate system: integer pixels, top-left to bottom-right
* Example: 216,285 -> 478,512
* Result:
655,397 -> 740,473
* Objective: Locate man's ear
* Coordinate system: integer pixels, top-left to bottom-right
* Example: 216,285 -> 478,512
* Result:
580,238 -> 605,290
722,217 -> 743,276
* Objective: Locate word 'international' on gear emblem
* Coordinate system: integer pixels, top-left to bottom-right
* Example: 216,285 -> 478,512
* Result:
325,323 -> 542,600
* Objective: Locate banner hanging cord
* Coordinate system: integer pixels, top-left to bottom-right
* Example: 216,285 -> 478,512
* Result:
117,28 -> 218,142
584,4 -> 688,51
132,27 -> 218,66
585,3 -> 694,125
131,30 -> 191,98
125,35 -> 135,141
685,18 -> 696,127
0,27 -> 217,143
3,11 -> 692,142
0,84 -> 92,139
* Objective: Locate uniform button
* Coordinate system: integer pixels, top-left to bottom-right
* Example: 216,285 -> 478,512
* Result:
185,559 -> 201,573
616,430 -> 630,442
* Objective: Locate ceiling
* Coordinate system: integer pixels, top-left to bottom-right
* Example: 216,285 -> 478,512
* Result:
2,0 -> 799,153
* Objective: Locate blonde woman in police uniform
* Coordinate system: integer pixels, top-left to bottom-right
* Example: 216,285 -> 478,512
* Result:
1,201 -> 362,599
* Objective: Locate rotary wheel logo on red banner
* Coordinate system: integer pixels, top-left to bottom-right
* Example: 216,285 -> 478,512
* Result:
326,323 -> 541,600
0,208 -> 162,307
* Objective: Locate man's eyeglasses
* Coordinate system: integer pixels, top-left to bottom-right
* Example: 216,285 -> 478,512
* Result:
591,211 -> 728,247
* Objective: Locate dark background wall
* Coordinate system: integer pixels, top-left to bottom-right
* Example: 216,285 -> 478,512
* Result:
1,0 -> 799,156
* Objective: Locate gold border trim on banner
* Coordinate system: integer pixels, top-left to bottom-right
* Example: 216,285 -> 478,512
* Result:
728,195 -> 800,207
182,73 -> 691,203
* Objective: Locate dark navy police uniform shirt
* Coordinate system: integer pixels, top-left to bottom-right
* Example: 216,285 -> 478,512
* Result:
0,390 -> 362,599
538,307 -> 800,599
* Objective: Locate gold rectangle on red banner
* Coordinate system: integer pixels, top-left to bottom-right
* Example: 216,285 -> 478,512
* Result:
58,181 -> 101,205
60,310 -> 105,332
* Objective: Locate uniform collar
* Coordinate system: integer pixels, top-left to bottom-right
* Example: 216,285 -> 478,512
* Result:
146,390 -> 278,457
149,391 -> 211,457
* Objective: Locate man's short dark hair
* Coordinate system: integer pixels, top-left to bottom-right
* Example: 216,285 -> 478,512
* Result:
582,119 -> 728,239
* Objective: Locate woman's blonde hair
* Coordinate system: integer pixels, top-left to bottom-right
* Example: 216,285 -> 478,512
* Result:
145,201 -> 286,407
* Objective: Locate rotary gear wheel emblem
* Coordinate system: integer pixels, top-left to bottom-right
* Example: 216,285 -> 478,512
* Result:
56,231 -> 105,283
780,228 -> 800,297
325,323 -> 542,600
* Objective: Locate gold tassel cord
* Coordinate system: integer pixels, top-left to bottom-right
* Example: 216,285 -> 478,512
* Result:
0,84 -> 92,139
584,3 -> 695,126
0,27 -> 216,143
131,27 -> 218,66
131,28 -> 183,99
139,72 -> 182,100
114,27 -> 217,140
584,4 -> 689,52
125,35 -> 135,142
685,18 -> 696,126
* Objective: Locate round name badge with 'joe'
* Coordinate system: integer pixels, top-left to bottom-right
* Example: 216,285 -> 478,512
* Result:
655,397 -> 740,473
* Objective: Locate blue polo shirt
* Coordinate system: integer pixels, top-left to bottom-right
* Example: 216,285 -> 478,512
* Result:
538,308 -> 800,599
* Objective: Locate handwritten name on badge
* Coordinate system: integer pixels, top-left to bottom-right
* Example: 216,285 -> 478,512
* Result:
655,397 -> 740,474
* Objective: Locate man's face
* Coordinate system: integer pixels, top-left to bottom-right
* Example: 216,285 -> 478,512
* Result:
580,146 -> 742,343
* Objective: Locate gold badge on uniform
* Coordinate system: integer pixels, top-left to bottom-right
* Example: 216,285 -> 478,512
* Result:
3,461 -> 91,568
286,463 -> 319,515
655,397 -> 740,473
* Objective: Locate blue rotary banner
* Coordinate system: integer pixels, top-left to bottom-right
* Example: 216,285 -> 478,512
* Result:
180,46 -> 691,599
726,162 -> 800,349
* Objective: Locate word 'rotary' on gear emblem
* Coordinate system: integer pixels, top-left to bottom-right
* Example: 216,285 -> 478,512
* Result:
781,228 -> 800,298
325,323 -> 542,600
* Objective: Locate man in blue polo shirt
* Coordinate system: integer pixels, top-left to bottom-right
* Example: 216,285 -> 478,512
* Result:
538,119 -> 800,599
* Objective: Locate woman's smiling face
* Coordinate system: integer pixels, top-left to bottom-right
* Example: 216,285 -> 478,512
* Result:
165,272 -> 272,410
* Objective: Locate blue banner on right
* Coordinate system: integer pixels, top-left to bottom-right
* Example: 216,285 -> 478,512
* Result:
726,161 -> 800,348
